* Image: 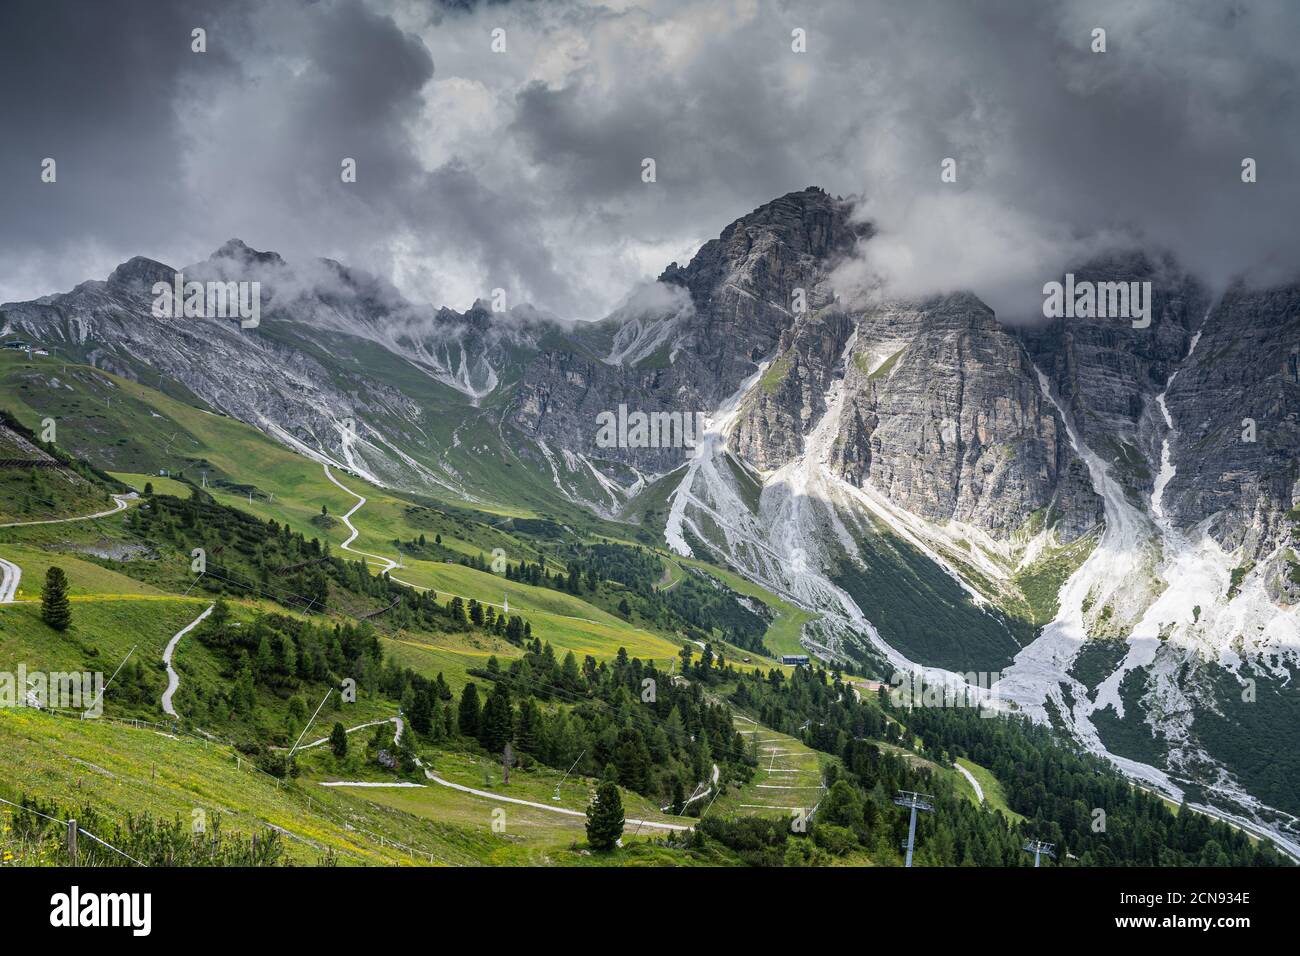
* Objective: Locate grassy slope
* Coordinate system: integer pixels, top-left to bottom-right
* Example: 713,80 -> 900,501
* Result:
674,555 -> 815,659
390,559 -> 682,664
718,716 -> 830,819
110,472 -> 192,498
0,543 -> 167,599
0,708 -> 498,866
5,351 -> 810,668
956,756 -> 1026,823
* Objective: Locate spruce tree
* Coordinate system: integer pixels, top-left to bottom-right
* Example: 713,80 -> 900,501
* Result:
480,682 -> 514,753
669,776 -> 686,816
41,566 -> 72,631
586,765 -> 625,851
410,687 -> 434,736
330,721 -> 349,759
458,683 -> 481,737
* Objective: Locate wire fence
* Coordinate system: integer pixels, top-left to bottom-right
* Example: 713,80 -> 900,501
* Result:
0,792 -> 147,867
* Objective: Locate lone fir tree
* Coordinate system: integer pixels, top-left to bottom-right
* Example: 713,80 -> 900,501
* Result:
41,566 -> 72,631
329,721 -> 349,759
586,765 -> 625,851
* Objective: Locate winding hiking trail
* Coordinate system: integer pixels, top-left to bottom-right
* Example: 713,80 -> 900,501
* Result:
323,464 -> 398,573
0,555 -> 20,604
308,712 -> 686,832
664,762 -> 719,812
292,716 -> 405,753
954,762 -> 985,803
323,464 -> 659,637
0,493 -> 136,604
416,765 -> 689,832
161,603 -> 215,717
314,712 -> 687,831
0,492 -> 133,529
320,768 -> 688,832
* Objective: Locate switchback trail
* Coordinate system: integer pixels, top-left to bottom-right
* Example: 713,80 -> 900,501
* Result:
322,464 -> 661,639
160,603 -> 215,717
0,492 -> 133,528
322,465 -> 398,573
0,493 -> 135,604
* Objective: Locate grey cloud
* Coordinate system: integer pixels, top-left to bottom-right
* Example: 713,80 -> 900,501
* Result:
1,0 -> 1297,323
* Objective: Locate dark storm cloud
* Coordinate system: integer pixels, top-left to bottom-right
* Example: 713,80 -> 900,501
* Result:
0,0 -> 241,293
2,0 -> 1298,321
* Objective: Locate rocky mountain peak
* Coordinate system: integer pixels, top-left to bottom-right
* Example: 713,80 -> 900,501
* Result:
210,238 -> 286,268
105,255 -> 175,290
658,186 -> 867,295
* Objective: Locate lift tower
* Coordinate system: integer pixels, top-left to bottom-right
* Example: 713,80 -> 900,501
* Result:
893,791 -> 934,867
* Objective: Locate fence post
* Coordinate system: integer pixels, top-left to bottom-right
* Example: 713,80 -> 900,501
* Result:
67,820 -> 78,865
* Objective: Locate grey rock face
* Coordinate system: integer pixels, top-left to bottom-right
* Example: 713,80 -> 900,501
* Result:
1019,251 -> 1209,495
0,241 -> 565,493
657,186 -> 868,392
514,188 -> 1112,543
829,294 -> 1103,541
731,307 -> 855,469
510,187 -> 868,473
1159,280 -> 1300,556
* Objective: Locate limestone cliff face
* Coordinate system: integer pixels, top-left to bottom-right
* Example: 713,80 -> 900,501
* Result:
656,186 -> 867,393
1158,280 -> 1300,557
730,307 -> 855,469
1015,252 -> 1300,558
510,187 -> 868,473
827,295 -> 1103,542
1020,251 -> 1209,497
0,242 -> 525,491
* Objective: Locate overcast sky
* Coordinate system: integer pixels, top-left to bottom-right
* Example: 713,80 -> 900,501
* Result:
2,0 -> 1298,320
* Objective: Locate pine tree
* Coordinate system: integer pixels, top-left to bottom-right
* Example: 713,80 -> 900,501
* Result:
480,682 -> 514,752
458,683 -> 481,737
669,775 -> 686,815
561,651 -> 580,690
330,722 -> 349,759
585,766 -> 625,851
410,687 -> 434,736
40,566 -> 72,631
448,596 -> 466,626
